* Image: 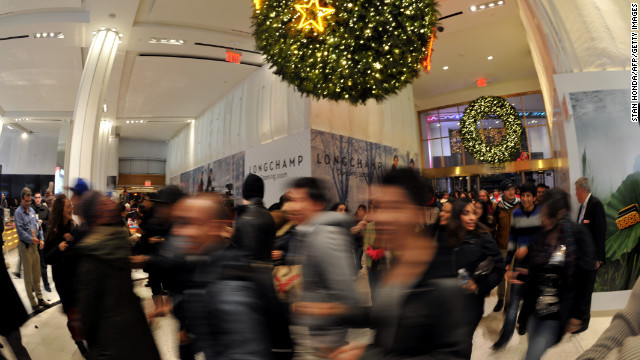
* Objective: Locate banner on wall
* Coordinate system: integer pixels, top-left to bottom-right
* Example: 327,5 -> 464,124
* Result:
570,89 -> 640,291
245,130 -> 312,208
179,152 -> 245,200
311,129 -> 419,213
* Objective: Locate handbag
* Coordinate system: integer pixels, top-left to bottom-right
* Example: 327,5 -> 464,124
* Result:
616,204 -> 640,230
272,265 -> 302,302
473,256 -> 495,279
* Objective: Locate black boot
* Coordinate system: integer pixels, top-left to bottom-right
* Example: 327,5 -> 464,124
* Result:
75,340 -> 89,358
493,299 -> 504,312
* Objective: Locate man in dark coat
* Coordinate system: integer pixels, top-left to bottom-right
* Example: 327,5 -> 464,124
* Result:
32,191 -> 52,292
573,177 -> 606,333
231,174 -> 294,359
1,216 -> 32,359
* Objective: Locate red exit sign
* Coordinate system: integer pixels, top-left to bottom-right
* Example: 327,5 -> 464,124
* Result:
145,180 -> 151,186
226,50 -> 242,64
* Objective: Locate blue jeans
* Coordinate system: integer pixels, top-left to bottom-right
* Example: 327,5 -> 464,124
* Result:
496,283 -> 523,344
524,315 -> 561,360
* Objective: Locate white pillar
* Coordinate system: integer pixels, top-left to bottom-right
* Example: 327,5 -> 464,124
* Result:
65,30 -> 119,193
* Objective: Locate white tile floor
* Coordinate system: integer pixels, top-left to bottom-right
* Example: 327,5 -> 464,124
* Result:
1,248 -> 613,360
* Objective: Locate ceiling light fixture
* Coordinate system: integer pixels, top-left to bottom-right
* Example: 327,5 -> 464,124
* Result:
21,133 -> 28,139
103,104 -> 108,113
488,56 -> 493,60
35,32 -> 64,39
443,66 -> 449,70
470,1 -> 505,12
149,37 -> 185,45
7,125 -> 13,130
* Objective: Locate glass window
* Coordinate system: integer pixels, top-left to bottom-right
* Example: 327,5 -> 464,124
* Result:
424,139 -> 444,168
521,94 -> 545,113
438,106 -> 461,122
527,126 -> 551,159
427,120 -> 441,139
464,148 -> 481,165
440,119 -> 460,138
422,111 -> 438,140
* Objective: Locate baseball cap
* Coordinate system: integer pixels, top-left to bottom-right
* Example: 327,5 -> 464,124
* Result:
66,178 -> 90,196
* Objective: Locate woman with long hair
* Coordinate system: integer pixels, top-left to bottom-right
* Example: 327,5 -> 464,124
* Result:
517,189 -> 594,360
446,199 -> 505,354
43,194 -> 88,357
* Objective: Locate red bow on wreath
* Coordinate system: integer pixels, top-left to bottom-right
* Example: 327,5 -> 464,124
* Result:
366,246 -> 386,261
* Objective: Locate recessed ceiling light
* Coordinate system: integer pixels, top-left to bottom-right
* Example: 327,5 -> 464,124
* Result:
119,33 -> 124,38
111,28 -> 117,32
498,0 -> 504,4
443,66 -> 449,70
21,133 -> 28,139
49,32 -> 54,37
35,33 -> 41,38
489,3 -> 495,7
100,27 -> 106,30
103,104 -> 108,113
488,56 -> 493,60
7,125 -> 13,130
479,5 -> 486,9
92,31 -> 97,35
470,5 -> 477,11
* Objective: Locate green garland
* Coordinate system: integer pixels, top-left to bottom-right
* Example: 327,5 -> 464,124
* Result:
252,0 -> 439,105
460,96 -> 524,164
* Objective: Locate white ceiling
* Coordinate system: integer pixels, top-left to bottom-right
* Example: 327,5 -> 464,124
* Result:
0,0 -> 539,141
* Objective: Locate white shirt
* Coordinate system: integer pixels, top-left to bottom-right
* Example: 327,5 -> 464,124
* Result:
578,193 -> 592,223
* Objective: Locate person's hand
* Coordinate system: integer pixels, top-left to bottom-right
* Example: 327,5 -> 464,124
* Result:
63,233 -> 73,242
566,318 -> 582,333
291,302 -> 348,317
33,238 -> 40,246
129,255 -> 150,268
463,278 -> 478,294
272,250 -> 283,260
38,219 -> 43,225
515,247 -> 528,259
595,261 -> 602,270
329,343 -> 367,360
149,236 -> 165,244
59,241 -> 69,252
39,240 -> 44,250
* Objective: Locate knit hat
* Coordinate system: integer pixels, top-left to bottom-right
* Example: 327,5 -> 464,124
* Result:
242,174 -> 264,200
151,185 -> 186,205
500,179 -> 516,192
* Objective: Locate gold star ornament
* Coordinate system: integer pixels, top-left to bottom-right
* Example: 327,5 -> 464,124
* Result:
294,0 -> 335,32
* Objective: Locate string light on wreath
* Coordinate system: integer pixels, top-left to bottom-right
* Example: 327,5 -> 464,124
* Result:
295,0 -> 335,32
460,96 -> 524,164
253,0 -> 440,104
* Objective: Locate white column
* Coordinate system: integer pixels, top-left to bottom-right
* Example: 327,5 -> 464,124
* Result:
64,29 -> 119,192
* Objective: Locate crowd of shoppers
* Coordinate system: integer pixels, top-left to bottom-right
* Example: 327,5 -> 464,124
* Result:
0,171 -> 620,360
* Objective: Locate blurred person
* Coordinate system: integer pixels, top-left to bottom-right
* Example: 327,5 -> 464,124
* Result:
447,199 -> 505,354
232,174 -> 294,358
479,190 -> 489,203
517,189 -> 595,360
460,192 -> 468,199
351,204 -> 368,276
427,201 -> 455,279
205,168 -> 213,192
577,277 -> 640,360
136,185 -> 186,319
1,193 -> 8,212
492,183 -> 541,350
424,193 -> 441,225
574,177 -> 606,333
76,191 -> 160,360
327,169 -> 469,359
15,188 -> 49,311
0,231 -> 32,360
440,191 -> 450,204
469,191 -> 478,202
535,184 -> 548,206
492,179 -> 521,312
362,201 -> 386,300
474,199 -> 492,228
515,187 -> 522,199
197,171 -> 204,192
140,194 -> 276,359
330,202 -> 348,213
391,155 -> 399,170
44,181 -> 55,208
43,194 -> 88,357
32,191 -> 52,292
288,177 -> 358,355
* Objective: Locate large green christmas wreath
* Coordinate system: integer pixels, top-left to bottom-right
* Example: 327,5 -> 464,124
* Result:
460,96 -> 524,164
252,0 -> 439,105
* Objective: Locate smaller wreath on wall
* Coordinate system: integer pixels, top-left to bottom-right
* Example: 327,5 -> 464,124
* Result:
460,96 -> 523,164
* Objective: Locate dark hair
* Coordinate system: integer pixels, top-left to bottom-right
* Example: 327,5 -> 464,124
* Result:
381,168 -> 433,207
329,202 -> 348,212
356,204 -> 367,213
34,192 -> 42,196
290,177 -> 327,205
520,182 -> 537,197
46,194 -> 73,244
20,187 -> 32,200
540,188 -> 571,219
393,155 -> 398,160
446,199 -> 490,248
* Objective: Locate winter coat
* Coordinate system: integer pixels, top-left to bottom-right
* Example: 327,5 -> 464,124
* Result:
76,226 -> 160,360
44,220 -> 79,311
453,231 -> 506,297
345,274 -> 470,359
232,198 -> 276,262
493,202 -> 520,250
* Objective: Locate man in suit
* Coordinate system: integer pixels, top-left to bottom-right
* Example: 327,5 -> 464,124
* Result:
574,177 -> 606,333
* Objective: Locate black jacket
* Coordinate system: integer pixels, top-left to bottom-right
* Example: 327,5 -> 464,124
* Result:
0,219 -> 29,336
578,195 -> 606,262
31,203 -> 50,233
76,226 -> 160,360
44,221 -> 80,311
344,275 -> 470,359
453,232 -> 506,297
232,198 -> 276,262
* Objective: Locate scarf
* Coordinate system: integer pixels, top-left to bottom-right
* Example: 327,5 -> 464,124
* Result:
498,196 -> 521,210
